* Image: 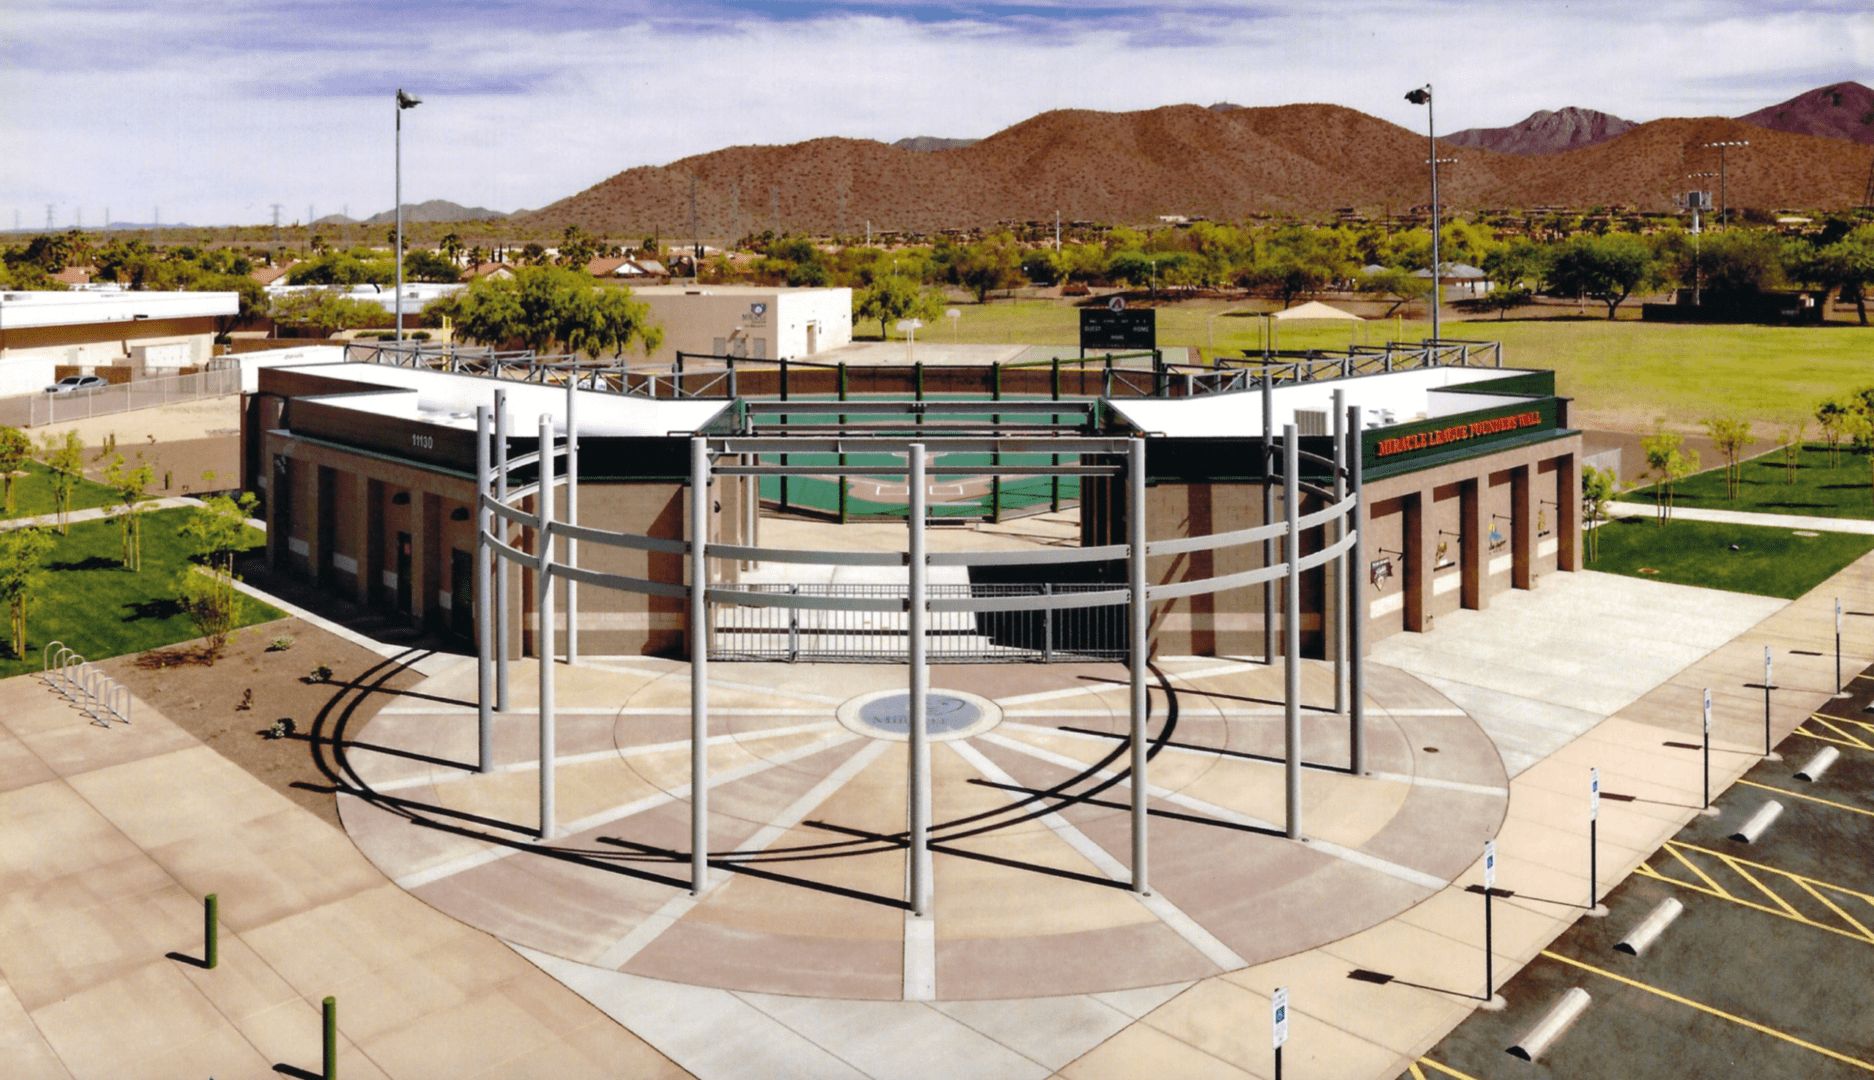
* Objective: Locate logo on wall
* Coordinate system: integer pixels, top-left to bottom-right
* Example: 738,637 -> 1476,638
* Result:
750,302 -> 768,316
1370,558 -> 1394,590
1537,507 -> 1550,537
1488,521 -> 1507,551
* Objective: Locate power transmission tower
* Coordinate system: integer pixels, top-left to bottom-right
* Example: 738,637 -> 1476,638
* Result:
689,174 -> 701,266
270,203 -> 283,242
76,208 -> 82,229
45,204 -> 54,230
105,206 -> 110,229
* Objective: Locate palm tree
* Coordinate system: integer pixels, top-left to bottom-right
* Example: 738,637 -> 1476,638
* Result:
440,232 -> 463,266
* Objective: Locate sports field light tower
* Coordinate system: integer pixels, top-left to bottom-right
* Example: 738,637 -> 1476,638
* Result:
1702,139 -> 1748,227
394,88 -> 423,344
1405,84 -> 1442,343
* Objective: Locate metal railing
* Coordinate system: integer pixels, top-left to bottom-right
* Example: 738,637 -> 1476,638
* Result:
710,582 -> 1125,663
41,640 -> 132,726
0,364 -> 240,429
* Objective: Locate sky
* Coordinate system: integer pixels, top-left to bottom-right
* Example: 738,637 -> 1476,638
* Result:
1,0 -> 1869,227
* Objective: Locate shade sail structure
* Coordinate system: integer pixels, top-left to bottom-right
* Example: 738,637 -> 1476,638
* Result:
1270,300 -> 1363,322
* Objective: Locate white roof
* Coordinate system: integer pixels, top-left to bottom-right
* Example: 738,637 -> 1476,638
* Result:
0,289 -> 238,330
630,284 -> 850,299
272,358 -> 729,436
1109,367 -> 1535,438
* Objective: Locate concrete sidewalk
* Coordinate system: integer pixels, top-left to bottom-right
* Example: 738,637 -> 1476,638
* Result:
1058,552 -> 1874,1078
1607,501 -> 1874,535
0,496 -> 200,533
0,674 -> 688,1078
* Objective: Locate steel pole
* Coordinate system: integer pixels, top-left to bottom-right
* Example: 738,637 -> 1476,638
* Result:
475,405 -> 494,772
564,377 -> 579,664
1283,425 -> 1303,839
1428,91 -> 1441,344
908,443 -> 931,917
536,416 -> 556,840
1331,389 -> 1348,716
1261,376 -> 1275,665
1348,404 -> 1367,774
689,437 -> 710,895
394,98 -> 403,346
1128,437 -> 1150,894
494,390 -> 511,711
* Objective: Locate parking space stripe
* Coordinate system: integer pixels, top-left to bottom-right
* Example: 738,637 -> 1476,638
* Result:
1792,878 -> 1874,942
1407,1063 -> 1429,1080
1636,840 -> 1874,946
1793,726 -> 1870,751
1661,843 -> 1731,898
1800,716 -> 1874,750
1736,778 -> 1874,819
1728,861 -> 1806,919
1540,950 -> 1874,1072
1416,1058 -> 1482,1080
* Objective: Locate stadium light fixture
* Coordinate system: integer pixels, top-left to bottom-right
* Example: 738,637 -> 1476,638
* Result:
395,89 -> 423,344
1405,85 -> 1441,343
1701,140 -> 1748,227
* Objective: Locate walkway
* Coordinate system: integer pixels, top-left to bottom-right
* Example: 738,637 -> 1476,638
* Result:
1607,501 -> 1874,535
0,496 -> 198,533
0,672 -> 688,1078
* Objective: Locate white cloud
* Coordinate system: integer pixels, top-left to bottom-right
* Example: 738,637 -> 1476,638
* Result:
0,1 -> 1867,225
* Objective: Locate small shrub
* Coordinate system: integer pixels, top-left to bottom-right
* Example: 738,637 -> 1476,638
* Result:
236,687 -> 253,711
266,635 -> 295,652
307,663 -> 333,684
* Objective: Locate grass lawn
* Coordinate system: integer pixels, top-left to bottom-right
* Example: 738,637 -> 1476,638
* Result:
0,461 -> 116,521
2,506 -> 282,679
1586,517 -> 1874,599
923,299 -> 1873,434
1618,444 -> 1874,520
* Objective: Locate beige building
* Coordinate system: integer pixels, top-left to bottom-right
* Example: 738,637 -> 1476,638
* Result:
632,285 -> 851,366
0,289 -> 237,395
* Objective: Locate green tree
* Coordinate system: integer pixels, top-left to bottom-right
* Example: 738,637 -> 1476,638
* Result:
438,232 -> 463,266
1778,421 -> 1805,485
38,430 -> 84,534
0,427 -> 32,514
1701,415 -> 1756,501
285,249 -> 394,285
1816,395 -> 1862,466
1581,465 -> 1617,562
1640,428 -> 1698,524
402,249 -> 460,283
269,289 -> 385,333
954,232 -> 1023,302
0,528 -> 54,658
104,454 -> 155,570
853,275 -> 943,339
1816,225 -> 1874,325
176,490 -> 259,661
1357,266 -> 1431,316
1547,233 -> 1662,319
426,264 -> 661,356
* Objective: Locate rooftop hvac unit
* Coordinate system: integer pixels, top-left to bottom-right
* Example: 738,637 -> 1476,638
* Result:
1293,408 -> 1329,436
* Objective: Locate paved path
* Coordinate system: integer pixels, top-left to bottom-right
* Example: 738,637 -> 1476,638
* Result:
1607,501 -> 1874,535
0,496 -> 199,532
0,669 -> 688,1078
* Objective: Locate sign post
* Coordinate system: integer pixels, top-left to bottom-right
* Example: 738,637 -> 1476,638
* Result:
1702,688 -> 1713,809
1763,645 -> 1774,756
1272,986 -> 1289,1080
1483,839 -> 1497,1001
1588,767 -> 1600,909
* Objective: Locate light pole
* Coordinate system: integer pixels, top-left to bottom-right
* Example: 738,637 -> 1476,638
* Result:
394,88 -> 422,344
1406,85 -> 1441,343
1703,140 -> 1748,227
1685,172 -> 1717,306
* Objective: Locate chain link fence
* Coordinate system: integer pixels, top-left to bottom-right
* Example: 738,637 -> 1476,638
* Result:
0,365 -> 241,429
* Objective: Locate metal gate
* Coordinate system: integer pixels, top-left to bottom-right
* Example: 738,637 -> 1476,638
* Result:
710,582 -> 1125,663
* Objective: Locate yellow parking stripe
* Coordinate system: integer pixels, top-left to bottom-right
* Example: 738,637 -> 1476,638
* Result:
1736,779 -> 1874,819
1727,861 -> 1805,919
1794,726 -> 1869,751
1541,951 -> 1874,1072
1638,843 -> 1874,946
1417,1058 -> 1482,1080
1805,716 -> 1873,749
1792,878 -> 1874,942
1407,1064 -> 1429,1080
1672,841 -> 1874,905
1812,712 -> 1874,734
1662,843 -> 1731,898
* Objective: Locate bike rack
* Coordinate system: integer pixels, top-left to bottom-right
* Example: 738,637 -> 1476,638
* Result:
38,638 -> 132,727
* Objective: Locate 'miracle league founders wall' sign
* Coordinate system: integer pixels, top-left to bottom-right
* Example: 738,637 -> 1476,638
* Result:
1376,410 -> 1545,458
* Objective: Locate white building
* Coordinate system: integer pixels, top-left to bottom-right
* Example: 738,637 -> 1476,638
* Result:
630,285 -> 852,365
0,289 -> 237,396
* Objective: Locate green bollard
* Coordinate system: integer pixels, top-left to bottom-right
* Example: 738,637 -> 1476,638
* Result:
323,996 -> 337,1080
204,893 -> 218,970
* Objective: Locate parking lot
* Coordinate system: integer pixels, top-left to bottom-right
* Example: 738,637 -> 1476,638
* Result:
1405,662 -> 1874,1078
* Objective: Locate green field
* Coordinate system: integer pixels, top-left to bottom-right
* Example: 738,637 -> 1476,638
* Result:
1,461 -> 116,521
1619,445 -> 1874,520
1587,517 -> 1874,599
917,299 -> 1874,435
2,506 -> 281,678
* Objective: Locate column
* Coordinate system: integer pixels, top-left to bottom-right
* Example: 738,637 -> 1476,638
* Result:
1404,491 -> 1432,632
1512,464 -> 1535,590
1128,437 -> 1150,893
565,377 -> 580,663
476,406 -> 494,773
1460,479 -> 1485,610
1283,426 -> 1303,839
1260,377 -> 1275,664
1346,404 -> 1367,776
345,474 -> 370,603
494,390 -> 511,709
689,437 -> 710,895
536,415 -> 556,841
1331,389 -> 1347,716
1557,453 -> 1582,572
908,444 -> 930,917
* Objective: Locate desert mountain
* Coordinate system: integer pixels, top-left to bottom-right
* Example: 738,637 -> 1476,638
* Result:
520,101 -> 1871,235
1739,81 -> 1874,145
359,200 -> 508,225
1445,107 -> 1635,155
892,136 -> 978,152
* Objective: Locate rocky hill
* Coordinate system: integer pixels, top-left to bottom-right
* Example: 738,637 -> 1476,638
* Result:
1445,107 -> 1635,155
1739,81 -> 1874,145
519,97 -> 1872,234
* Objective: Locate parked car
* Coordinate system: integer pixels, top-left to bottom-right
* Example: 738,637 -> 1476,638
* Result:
44,375 -> 106,394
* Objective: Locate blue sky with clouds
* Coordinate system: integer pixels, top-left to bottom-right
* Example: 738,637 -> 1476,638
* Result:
1,0 -> 1868,225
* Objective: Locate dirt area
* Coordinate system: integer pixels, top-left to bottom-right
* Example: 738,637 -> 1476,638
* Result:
98,616 -> 427,830
1582,429 -> 1731,486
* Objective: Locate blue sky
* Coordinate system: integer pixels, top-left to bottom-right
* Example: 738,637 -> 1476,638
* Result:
1,0 -> 1868,226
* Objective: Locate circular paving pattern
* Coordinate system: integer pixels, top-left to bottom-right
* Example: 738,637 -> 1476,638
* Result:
338,657 -> 1508,1001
